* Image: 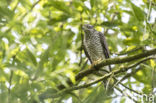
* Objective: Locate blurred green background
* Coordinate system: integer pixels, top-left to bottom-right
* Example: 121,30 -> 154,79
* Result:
0,0 -> 156,103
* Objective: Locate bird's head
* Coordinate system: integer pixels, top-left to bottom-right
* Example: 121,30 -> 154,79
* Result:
82,24 -> 95,35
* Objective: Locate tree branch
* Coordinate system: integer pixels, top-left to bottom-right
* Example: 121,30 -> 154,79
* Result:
75,48 -> 156,82
39,56 -> 156,99
58,48 -> 156,89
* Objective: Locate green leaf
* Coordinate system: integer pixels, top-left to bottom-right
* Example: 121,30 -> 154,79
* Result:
90,0 -> 95,8
101,21 -> 122,27
130,2 -> 145,21
82,87 -> 98,103
48,14 -> 69,25
82,86 -> 108,103
39,48 -> 49,66
0,7 -> 14,20
20,0 -> 31,10
26,48 -> 37,66
133,65 -> 152,85
44,1 -> 71,14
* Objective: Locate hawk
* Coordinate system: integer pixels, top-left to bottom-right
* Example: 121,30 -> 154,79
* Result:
82,24 -> 111,71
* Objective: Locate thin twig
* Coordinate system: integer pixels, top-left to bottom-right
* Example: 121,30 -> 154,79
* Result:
20,0 -> 42,20
8,70 -> 13,103
79,12 -> 83,66
115,87 -> 138,103
104,12 -> 118,35
114,46 -> 145,56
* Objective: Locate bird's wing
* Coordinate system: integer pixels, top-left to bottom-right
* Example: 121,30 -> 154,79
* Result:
83,43 -> 92,64
99,32 -> 110,59
99,32 -> 112,71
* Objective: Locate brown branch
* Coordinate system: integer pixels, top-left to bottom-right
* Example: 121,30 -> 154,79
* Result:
40,72 -> 112,99
114,57 -> 156,96
39,57 -> 156,99
58,48 -> 156,89
95,57 -> 155,96
76,48 -> 156,82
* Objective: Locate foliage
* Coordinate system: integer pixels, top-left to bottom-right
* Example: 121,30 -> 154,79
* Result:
0,0 -> 156,103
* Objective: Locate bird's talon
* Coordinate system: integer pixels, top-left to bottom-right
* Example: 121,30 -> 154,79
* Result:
91,58 -> 102,67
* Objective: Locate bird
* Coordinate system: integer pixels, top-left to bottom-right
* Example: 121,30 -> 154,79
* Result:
82,24 -> 111,71
82,24 -> 113,93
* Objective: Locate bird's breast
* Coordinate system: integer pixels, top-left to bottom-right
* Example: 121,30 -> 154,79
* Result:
84,34 -> 105,62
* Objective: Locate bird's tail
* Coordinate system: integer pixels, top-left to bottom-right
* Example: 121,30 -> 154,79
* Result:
103,71 -> 114,95
103,65 -> 114,95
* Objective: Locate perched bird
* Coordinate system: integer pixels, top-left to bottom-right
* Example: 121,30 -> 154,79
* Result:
82,24 -> 113,93
82,24 -> 111,71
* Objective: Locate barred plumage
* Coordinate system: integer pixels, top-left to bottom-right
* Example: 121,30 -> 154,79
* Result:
83,24 -> 111,71
84,30 -> 105,62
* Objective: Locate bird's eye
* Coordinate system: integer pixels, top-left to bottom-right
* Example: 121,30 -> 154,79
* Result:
87,25 -> 93,29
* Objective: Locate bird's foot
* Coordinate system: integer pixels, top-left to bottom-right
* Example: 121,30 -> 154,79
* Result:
90,58 -> 102,68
